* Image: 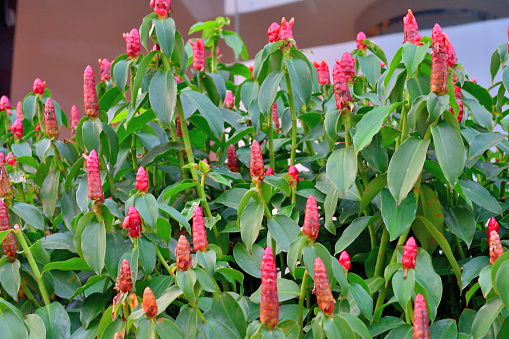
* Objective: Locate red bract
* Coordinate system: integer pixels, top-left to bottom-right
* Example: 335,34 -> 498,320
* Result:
402,236 -> 417,278
268,22 -> 280,43
313,257 -> 335,316
340,52 -> 355,84
124,206 -> 142,238
413,294 -> 430,339
403,9 -> 420,45
339,251 -> 351,272
356,31 -> 367,50
83,65 -> 100,119
16,101 -> 23,121
0,199 -> 17,263
454,86 -> 462,99
176,114 -> 183,138
123,28 -> 141,59
224,91 -> 234,109
115,259 -> 133,294
288,165 -> 299,187
176,235 -> 192,271
444,33 -> 457,68
431,24 -> 448,96
279,17 -> 295,43
0,96 -> 11,115
272,102 -> 280,132
71,105 -> 80,138
0,164 -> 13,200
302,195 -> 319,242
44,98 -> 59,139
9,119 -> 23,140
249,65 -> 255,80
143,287 -> 158,319
6,153 -> 16,167
192,205 -> 208,253
313,59 -> 330,85
83,150 -> 104,203
227,144 -> 239,172
136,166 -> 149,194
33,78 -> 46,96
265,166 -> 274,176
189,39 -> 205,71
489,230 -> 504,265
260,246 -> 278,330
250,140 -> 264,183
488,217 -> 499,243
0,153 -> 4,166
98,58 -> 111,82
333,61 -> 352,111
149,0 -> 170,18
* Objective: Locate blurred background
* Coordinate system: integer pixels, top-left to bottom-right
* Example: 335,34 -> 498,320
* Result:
2,0 -> 509,138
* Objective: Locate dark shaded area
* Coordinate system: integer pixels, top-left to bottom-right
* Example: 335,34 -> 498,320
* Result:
0,0 -> 16,98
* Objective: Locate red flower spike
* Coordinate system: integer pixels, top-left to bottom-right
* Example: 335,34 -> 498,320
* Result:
403,9 -> 420,45
126,206 -> 142,238
35,122 -> 41,132
313,59 -> 330,86
152,44 -> 160,51
115,259 -> 133,294
83,150 -> 104,203
431,24 -> 448,96
189,39 -> 205,71
9,119 -> 23,140
192,205 -> 208,253
0,96 -> 11,115
44,97 -> 59,139
454,86 -> 462,99
249,65 -> 255,80
472,77 -> 477,83
413,294 -> 430,339
260,246 -> 278,330
6,153 -> 16,167
272,102 -> 280,132
268,22 -> 280,43
488,217 -> 499,243
489,230 -> 504,265
279,17 -> 295,43
250,140 -> 264,183
123,28 -> 141,59
302,195 -> 319,242
265,166 -> 274,176
33,78 -> 46,96
313,257 -> 335,316
16,101 -> 23,121
71,105 -> 80,138
0,153 -> 4,166
136,166 -> 149,194
402,236 -> 417,278
333,60 -> 352,111
443,33 -> 457,68
340,52 -> 355,84
227,144 -> 239,173
83,65 -> 100,119
339,251 -> 351,272
176,235 -> 192,271
149,0 -> 170,19
356,31 -> 367,50
0,164 -> 13,200
143,287 -> 158,319
98,58 -> 111,82
0,199 -> 17,263
176,114 -> 183,138
380,61 -> 386,68
224,91 -> 234,109
288,165 -> 299,187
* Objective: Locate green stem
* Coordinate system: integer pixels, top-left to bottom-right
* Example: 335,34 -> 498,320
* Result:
374,228 -> 390,277
36,97 -> 46,135
284,69 -> 298,165
21,278 -> 41,309
15,183 -> 25,203
298,270 -> 310,339
343,109 -> 352,147
155,246 -> 172,275
169,122 -> 189,182
454,235 -> 466,260
268,108 -> 275,170
211,39 -> 218,74
51,143 -> 66,173
133,237 -> 138,250
256,181 -> 272,219
14,226 -> 51,306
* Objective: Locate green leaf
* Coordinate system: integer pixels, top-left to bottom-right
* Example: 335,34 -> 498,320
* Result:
461,90 -> 492,130
324,186 -> 339,234
139,236 -> 156,275
334,216 -> 375,254
233,243 -> 263,279
0,302 -> 28,339
430,124 -> 465,186
40,170 -> 59,219
204,319 -> 241,339
177,269 -> 197,304
495,260 -> 509,310
323,315 -> 356,338
358,54 -> 382,87
258,71 -> 284,116
327,146 -> 357,197
250,278 -> 300,303
137,318 -> 157,339
392,269 -> 415,309
80,293 -> 106,329
286,58 -> 312,104
82,118 -> 103,154
457,180 -> 502,215
430,319 -> 458,339
461,257 -> 490,290
338,313 -> 372,339
267,215 -> 301,251
81,221 -> 106,275
491,49 -> 502,83
154,18 -> 175,59
471,297 -> 504,339
112,58 -> 129,94
381,189 -> 417,241
468,133 -> 505,159
25,314 -> 46,339
22,94 -> 37,124
402,42 -> 429,78
132,51 -> 159,104
491,251 -> 509,294
427,92 -> 449,123
149,71 -> 177,128
384,324 -> 413,338
181,90 -> 224,139
155,318 -> 184,339
11,202 -> 45,230
0,260 -> 21,301
240,201 -> 264,254
350,283 -> 373,322
387,137 -> 430,205
135,194 -> 158,229
175,306 -> 198,338
222,30 -> 248,61
43,258 -> 92,274
35,302 -> 71,339
264,175 -> 291,197
359,173 -> 387,214
210,293 -> 247,338
156,285 -> 183,315
443,206 -> 476,248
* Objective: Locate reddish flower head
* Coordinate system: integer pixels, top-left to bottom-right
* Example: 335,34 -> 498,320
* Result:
340,52 -> 355,84
302,195 -> 319,242
71,105 -> 80,138
250,140 -> 264,183
313,59 -> 330,85
272,102 -> 280,132
280,17 -> 295,41
454,86 -> 462,99
339,251 -> 351,272
176,235 -> 192,271
488,217 -> 499,243
0,96 -> 11,115
9,119 -> 23,140
6,153 -> 16,167
83,150 -> 104,203
15,101 -> 23,121
83,65 -> 100,119
192,205 -> 208,253
224,91 -> 234,109
260,246 -> 278,330
143,287 -> 158,319
115,259 -> 133,294
0,200 -> 17,262
0,153 -> 4,166
431,24 -> 448,96
176,113 -> 183,138
98,58 -> 111,82
123,28 -> 141,59
265,166 -> 274,176
149,0 -> 171,18
444,33 -> 457,68
288,165 -> 299,187
402,236 -> 417,277
313,257 -> 335,316
189,39 -> 205,71
227,144 -> 239,172
136,166 -> 149,194
413,294 -> 430,338
0,163 -> 13,200
44,98 -> 59,139
123,206 -> 142,238
33,78 -> 46,96
356,31 -> 367,50
333,60 -> 352,111
403,9 -> 420,45
489,230 -> 504,265
268,22 -> 280,43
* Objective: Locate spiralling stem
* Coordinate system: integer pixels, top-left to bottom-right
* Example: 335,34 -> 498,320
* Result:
284,68 -> 298,165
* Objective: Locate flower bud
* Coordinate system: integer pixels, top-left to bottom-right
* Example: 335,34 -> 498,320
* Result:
265,166 -> 274,176
249,65 -> 255,80
260,246 -> 278,330
489,230 -> 504,265
339,251 -> 351,272
227,144 -> 239,172
224,91 -> 234,109
0,96 -> 11,115
488,217 -> 499,243
356,32 -> 367,50
115,259 -> 133,294
288,165 -> 299,187
313,59 -> 330,85
44,98 -> 59,139
143,287 -> 158,319
9,119 -> 23,141
35,122 -> 41,132
302,195 -> 319,242
272,102 -> 280,132
0,200 -> 17,262
333,60 -> 352,111
15,101 -> 23,121
33,78 -> 46,96
98,58 -> 111,82
125,206 -> 142,238
136,166 -> 149,194
176,235 -> 192,271
192,206 -> 208,253
279,17 -> 295,44
83,150 -> 104,203
413,294 -> 430,339
313,257 -> 335,316
402,237 -> 417,278
267,22 -> 280,43
71,105 -> 80,138
189,39 -> 205,71
149,0 -> 170,19
0,164 -> 13,200
443,33 -> 457,68
403,9 -> 420,45
431,24 -> 448,96
339,52 -> 355,84
6,153 -> 16,167
83,65 -> 100,119
250,140 -> 264,183
123,29 -> 141,59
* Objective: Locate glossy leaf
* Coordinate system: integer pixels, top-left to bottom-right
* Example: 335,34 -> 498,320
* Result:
431,124 -> 465,186
381,189 -> 417,241
149,71 -> 177,128
327,146 -> 357,197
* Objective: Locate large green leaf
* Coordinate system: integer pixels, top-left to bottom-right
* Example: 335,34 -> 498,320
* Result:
443,206 -> 476,248
334,216 -> 375,254
471,297 -> 504,339
40,170 -> 59,219
240,201 -> 264,254
427,92 -> 450,123
132,51 -> 159,105
286,58 -> 312,104
35,302 -> 71,339
149,71 -> 177,128
392,269 -> 414,309
431,124 -> 465,186
327,146 -> 357,197
387,137 -> 430,205
233,243 -> 263,279
81,221 -> 106,275
181,90 -> 224,139
210,293 -> 247,338
468,133 -> 505,159
495,260 -> 509,310
11,202 -> 45,230
0,302 -> 28,339
358,54 -> 382,87
381,189 -> 417,241
258,71 -> 283,116
0,261 -> 21,301
457,180 -> 502,215
267,214 -> 301,251
153,17 -> 176,59
402,42 -> 429,78
250,278 -> 300,303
